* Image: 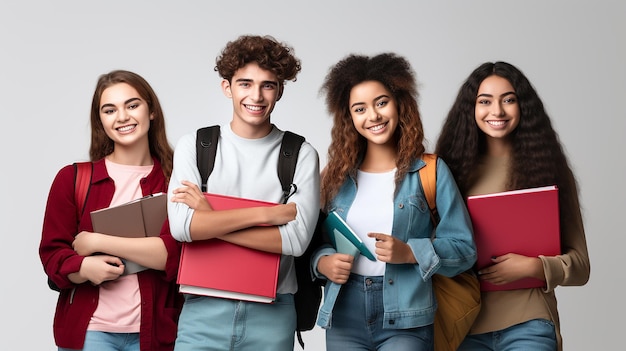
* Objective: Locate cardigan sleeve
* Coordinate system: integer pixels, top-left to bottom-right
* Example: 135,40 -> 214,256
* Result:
541,174 -> 590,292
39,164 -> 86,289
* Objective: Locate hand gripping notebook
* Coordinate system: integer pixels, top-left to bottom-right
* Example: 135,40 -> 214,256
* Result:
90,192 -> 167,274
323,210 -> 376,261
467,185 -> 561,291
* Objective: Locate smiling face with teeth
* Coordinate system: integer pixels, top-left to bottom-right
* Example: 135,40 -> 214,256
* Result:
349,80 -> 399,149
475,75 -> 520,146
99,82 -> 153,157
222,62 -> 281,138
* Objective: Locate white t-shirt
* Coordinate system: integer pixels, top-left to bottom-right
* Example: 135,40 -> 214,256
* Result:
348,169 -> 396,276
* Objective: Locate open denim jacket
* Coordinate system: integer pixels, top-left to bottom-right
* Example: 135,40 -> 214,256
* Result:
312,157 -> 477,329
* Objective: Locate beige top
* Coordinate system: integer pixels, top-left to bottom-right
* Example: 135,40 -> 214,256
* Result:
467,155 -> 590,351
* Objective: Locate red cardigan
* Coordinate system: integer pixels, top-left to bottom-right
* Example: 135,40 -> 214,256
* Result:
39,158 -> 182,350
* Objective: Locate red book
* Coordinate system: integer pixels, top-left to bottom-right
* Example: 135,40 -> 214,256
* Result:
177,193 -> 280,303
466,186 -> 560,292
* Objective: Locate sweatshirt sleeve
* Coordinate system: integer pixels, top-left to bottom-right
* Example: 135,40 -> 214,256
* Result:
167,133 -> 200,242
278,141 -> 320,257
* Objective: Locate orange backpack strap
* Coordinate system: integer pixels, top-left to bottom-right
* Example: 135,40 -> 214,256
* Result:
419,153 -> 438,224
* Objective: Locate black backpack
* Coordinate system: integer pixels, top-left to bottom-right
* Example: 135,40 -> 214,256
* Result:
196,126 -> 324,348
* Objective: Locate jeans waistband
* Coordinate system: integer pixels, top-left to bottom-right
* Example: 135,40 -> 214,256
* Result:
346,273 -> 384,291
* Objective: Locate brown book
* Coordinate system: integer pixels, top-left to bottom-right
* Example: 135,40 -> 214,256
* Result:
90,192 -> 167,274
91,192 -> 167,238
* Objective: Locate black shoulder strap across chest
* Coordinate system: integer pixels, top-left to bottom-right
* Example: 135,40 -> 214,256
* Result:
196,126 -> 305,203
196,126 -> 220,193
277,131 -> 305,203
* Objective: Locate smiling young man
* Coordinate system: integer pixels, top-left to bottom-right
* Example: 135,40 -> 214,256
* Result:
167,35 -> 320,350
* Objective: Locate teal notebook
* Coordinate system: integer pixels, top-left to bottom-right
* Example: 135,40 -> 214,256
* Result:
323,211 -> 376,261
332,229 -> 360,257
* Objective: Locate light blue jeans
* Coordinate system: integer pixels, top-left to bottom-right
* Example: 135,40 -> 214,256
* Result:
174,293 -> 296,351
326,274 -> 433,351
58,331 -> 139,351
458,319 -> 557,351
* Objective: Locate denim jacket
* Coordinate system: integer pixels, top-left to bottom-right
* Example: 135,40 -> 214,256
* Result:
312,157 -> 476,329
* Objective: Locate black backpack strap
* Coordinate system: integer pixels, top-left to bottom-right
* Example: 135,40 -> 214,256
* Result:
196,125 -> 220,192
278,131 -> 306,347
277,131 -> 305,204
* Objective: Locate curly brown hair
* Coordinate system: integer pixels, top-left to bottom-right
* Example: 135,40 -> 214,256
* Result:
435,61 -> 579,207
214,35 -> 301,97
320,53 -> 425,207
89,70 -> 174,180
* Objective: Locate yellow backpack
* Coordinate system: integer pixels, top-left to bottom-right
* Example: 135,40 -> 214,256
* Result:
419,153 -> 481,351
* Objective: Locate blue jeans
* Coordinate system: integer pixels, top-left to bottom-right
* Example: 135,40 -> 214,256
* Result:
326,274 -> 433,351
458,319 -> 557,351
174,293 -> 296,351
58,331 -> 139,351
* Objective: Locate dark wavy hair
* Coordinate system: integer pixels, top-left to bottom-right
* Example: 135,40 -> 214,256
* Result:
320,53 -> 425,206
435,61 -> 579,206
214,35 -> 301,98
89,70 -> 174,180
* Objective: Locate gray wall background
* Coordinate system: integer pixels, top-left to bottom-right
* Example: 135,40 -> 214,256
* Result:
1,1 -> 623,349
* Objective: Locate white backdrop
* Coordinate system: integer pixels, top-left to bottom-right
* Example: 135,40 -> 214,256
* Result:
1,1 -> 624,349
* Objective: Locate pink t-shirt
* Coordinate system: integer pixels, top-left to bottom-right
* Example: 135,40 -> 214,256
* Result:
88,160 -> 153,333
